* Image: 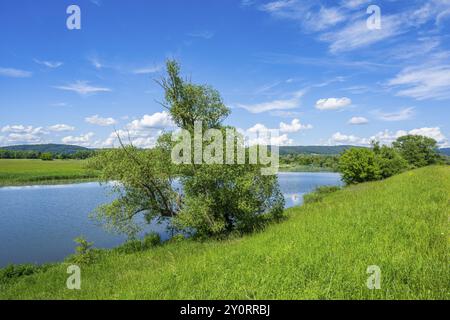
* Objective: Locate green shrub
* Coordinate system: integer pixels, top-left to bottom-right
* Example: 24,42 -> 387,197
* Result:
303,186 -> 341,204
0,264 -> 50,284
374,145 -> 409,178
143,232 -> 161,249
169,234 -> 186,243
40,153 -> 53,161
116,240 -> 143,254
116,233 -> 162,254
339,148 -> 381,184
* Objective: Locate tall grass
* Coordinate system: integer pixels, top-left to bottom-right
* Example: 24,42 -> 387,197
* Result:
0,166 -> 448,299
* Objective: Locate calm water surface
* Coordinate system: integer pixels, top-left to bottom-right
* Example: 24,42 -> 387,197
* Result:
0,172 -> 342,267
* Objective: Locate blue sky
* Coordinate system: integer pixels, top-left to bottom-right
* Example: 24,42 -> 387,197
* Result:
0,0 -> 449,148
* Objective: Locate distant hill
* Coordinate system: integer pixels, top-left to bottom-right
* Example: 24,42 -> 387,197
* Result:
278,145 -> 363,155
0,144 -> 91,155
2,143 -> 447,157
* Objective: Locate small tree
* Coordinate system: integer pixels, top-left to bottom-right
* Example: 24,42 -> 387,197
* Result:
40,153 -> 53,161
339,148 -> 381,184
373,143 -> 408,179
393,135 -> 439,168
89,60 -> 284,238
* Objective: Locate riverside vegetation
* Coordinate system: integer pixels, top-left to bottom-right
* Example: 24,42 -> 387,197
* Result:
0,60 -> 448,299
0,165 -> 448,299
0,159 -> 98,186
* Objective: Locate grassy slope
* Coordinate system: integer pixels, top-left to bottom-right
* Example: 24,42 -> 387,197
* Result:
1,166 -> 448,299
0,159 -> 98,186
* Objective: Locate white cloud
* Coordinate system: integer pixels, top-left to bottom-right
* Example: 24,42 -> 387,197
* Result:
0,67 -> 32,78
259,1 -> 347,32
1,125 -> 46,135
387,65 -> 450,100
315,97 -> 351,110
247,128 -> 293,146
100,111 -> 176,148
329,127 -> 448,147
85,115 -> 117,126
243,121 -> 310,146
409,127 -> 447,146
342,0 -> 370,9
62,133 -> 95,146
0,125 -> 48,145
320,16 -> 404,54
235,90 -> 306,113
34,59 -> 63,68
329,132 -> 370,145
348,116 -> 369,125
279,118 -> 313,133
54,81 -> 111,96
48,124 -> 75,132
374,107 -> 415,122
127,111 -> 175,131
101,130 -> 160,149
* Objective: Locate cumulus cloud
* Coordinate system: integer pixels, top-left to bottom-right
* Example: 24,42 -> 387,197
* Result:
242,119 -> 312,146
348,116 -> 369,125
330,132 -> 370,145
246,123 -> 293,146
126,111 -> 175,130
54,81 -> 111,96
99,111 -> 176,148
235,90 -> 306,113
279,118 -> 313,133
0,125 -> 48,145
315,97 -> 351,110
62,133 -> 95,146
329,127 -> 448,147
0,67 -> 32,78
48,124 -> 75,132
85,115 -> 117,126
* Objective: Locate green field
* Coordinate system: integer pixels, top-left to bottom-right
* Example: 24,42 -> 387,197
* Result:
0,166 -> 448,299
0,159 -> 98,186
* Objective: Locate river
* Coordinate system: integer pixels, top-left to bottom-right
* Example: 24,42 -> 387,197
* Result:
0,172 -> 342,267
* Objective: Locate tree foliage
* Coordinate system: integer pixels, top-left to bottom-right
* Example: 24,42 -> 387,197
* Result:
339,136 -> 436,185
393,135 -> 439,168
89,60 -> 284,238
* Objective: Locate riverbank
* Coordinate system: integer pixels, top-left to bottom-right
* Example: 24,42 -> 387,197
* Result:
279,164 -> 337,172
0,159 -> 334,187
1,166 -> 448,299
0,159 -> 99,187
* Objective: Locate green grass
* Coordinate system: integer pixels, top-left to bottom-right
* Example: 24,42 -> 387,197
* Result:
0,159 -> 98,186
0,166 -> 448,299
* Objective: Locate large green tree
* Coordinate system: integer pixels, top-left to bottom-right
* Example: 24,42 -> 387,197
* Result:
393,135 -> 439,168
90,60 -> 284,238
